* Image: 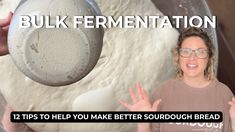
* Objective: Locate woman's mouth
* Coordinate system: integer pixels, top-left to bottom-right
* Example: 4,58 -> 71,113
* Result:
186,64 -> 198,69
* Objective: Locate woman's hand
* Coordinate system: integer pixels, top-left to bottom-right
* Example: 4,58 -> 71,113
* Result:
1,105 -> 34,132
0,12 -> 13,56
228,97 -> 235,128
119,83 -> 161,111
119,84 -> 161,132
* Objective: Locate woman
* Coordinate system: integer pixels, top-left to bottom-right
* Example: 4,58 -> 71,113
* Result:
119,27 -> 235,132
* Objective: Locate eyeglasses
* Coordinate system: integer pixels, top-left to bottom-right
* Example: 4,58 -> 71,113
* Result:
179,48 -> 208,59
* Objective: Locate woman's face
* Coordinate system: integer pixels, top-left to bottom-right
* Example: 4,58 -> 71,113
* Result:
179,36 -> 209,79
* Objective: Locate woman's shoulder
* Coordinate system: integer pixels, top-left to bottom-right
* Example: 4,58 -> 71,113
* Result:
153,78 -> 177,95
159,78 -> 183,91
158,78 -> 176,88
214,79 -> 234,96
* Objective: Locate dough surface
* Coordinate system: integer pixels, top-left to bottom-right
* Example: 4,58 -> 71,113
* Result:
0,0 -> 179,131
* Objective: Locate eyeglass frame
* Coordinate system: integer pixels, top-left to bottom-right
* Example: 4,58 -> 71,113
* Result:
178,48 -> 209,59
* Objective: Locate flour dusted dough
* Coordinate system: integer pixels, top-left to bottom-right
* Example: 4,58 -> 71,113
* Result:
0,0 -> 179,131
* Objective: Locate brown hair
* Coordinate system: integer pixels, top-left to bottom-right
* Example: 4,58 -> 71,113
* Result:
172,27 -> 216,80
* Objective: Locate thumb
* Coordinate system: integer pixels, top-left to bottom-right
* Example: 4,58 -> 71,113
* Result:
228,101 -> 235,109
152,99 -> 161,111
118,99 -> 131,110
228,97 -> 235,107
6,12 -> 13,22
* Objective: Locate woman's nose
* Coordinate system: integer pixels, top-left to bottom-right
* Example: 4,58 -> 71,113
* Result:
189,52 -> 197,60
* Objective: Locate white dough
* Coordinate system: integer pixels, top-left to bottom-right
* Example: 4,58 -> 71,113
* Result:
0,0 -> 179,131
72,86 -> 116,111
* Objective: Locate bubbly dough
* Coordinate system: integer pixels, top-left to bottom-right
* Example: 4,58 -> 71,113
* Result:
0,0 -> 179,131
